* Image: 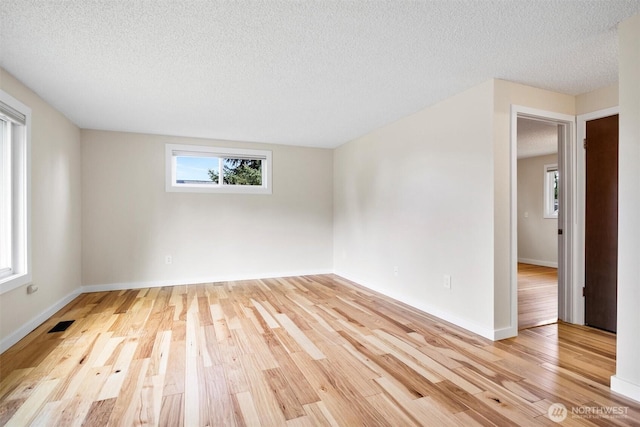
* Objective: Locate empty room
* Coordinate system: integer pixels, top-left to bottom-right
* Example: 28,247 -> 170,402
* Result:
1,1 -> 640,425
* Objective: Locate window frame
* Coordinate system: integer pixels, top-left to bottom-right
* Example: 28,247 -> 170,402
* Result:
0,90 -> 32,294
544,163 -> 559,219
165,144 -> 272,194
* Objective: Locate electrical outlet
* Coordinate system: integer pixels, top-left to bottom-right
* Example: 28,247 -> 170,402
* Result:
165,255 -> 172,265
443,274 -> 451,289
393,266 -> 399,277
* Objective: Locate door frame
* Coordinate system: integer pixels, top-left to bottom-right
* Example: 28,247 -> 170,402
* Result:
576,106 -> 619,325
510,105 -> 576,334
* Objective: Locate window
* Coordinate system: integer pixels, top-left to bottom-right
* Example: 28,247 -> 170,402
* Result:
0,90 -> 31,294
544,163 -> 559,218
166,144 -> 272,194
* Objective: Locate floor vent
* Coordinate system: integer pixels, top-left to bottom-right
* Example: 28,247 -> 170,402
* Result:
48,320 -> 75,333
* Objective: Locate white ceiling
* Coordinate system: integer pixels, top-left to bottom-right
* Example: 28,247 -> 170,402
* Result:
1,1 -> 639,148
517,118 -> 558,159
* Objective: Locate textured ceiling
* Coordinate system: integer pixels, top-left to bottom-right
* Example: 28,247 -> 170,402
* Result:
1,1 -> 639,148
517,118 -> 558,159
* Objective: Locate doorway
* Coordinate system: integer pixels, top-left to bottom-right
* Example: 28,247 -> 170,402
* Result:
516,117 -> 560,329
509,106 -> 576,337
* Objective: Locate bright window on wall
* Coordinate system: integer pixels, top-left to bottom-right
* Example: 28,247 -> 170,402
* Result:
0,90 -> 31,294
165,144 -> 272,194
544,163 -> 559,218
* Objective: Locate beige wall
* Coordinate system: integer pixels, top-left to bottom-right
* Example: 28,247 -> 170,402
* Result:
334,80 -> 496,337
0,69 -> 82,347
613,13 -> 640,402
334,79 -> 576,339
576,83 -> 618,116
517,154 -> 558,266
81,130 -> 333,288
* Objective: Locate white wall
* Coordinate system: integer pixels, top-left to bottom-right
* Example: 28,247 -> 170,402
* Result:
612,13 -> 640,403
517,154 -> 558,267
334,80 -> 497,337
81,130 -> 333,288
0,69 -> 82,349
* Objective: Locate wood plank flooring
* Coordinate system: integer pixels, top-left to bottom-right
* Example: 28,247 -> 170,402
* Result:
518,263 -> 558,330
1,274 -> 639,426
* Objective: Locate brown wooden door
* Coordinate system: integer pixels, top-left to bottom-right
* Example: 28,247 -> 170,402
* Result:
585,114 -> 618,333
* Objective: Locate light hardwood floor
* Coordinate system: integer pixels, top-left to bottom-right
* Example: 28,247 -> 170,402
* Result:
518,263 -> 558,330
1,274 -> 639,426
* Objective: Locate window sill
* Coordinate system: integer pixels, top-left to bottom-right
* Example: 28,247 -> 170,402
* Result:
166,184 -> 272,195
0,272 -> 31,295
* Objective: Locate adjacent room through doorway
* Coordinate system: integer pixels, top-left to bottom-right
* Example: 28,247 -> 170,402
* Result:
516,117 -> 560,330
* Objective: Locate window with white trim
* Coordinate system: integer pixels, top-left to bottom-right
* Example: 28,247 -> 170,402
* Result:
544,163 -> 559,218
0,91 -> 31,294
166,144 -> 272,194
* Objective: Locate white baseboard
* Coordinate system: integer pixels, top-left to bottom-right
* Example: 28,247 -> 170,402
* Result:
0,288 -> 81,354
81,269 -> 334,293
493,326 -> 518,340
611,375 -> 640,403
518,258 -> 558,268
334,271 -> 498,341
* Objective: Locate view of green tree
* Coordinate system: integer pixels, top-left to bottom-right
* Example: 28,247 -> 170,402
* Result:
207,167 -> 219,184
208,158 -> 262,186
